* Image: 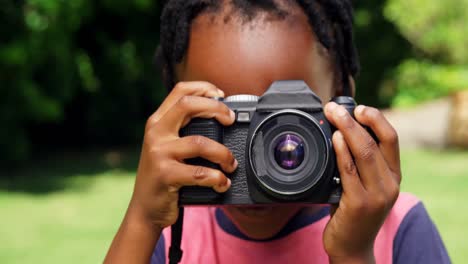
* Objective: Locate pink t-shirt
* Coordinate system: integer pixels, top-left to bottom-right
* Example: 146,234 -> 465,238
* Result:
152,193 -> 450,263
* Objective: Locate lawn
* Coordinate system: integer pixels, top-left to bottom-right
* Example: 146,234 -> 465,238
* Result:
0,149 -> 466,263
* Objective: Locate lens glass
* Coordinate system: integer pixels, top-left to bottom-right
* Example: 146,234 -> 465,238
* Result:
274,134 -> 305,170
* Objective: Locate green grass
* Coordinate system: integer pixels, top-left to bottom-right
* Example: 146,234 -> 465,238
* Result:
0,149 -> 467,263
0,150 -> 138,264
399,149 -> 468,261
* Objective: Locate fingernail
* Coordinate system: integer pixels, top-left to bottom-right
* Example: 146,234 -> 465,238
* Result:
336,106 -> 348,117
232,159 -> 238,169
326,102 -> 338,113
355,105 -> 366,116
217,89 -> 225,98
230,110 -> 236,121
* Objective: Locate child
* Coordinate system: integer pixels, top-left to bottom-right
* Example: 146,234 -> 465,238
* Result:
105,1 -> 450,263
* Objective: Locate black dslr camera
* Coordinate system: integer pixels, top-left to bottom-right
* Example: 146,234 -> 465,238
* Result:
180,80 -> 365,205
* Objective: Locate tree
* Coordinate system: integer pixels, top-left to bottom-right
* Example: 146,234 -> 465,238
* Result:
0,0 -> 164,164
384,0 -> 468,106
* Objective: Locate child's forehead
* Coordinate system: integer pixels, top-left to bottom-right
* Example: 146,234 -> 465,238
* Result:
177,7 -> 336,99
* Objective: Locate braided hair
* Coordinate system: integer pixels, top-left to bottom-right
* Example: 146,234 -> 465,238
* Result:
156,0 -> 360,95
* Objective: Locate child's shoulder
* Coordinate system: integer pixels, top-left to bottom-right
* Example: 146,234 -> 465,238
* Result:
388,192 -> 421,221
378,192 -> 424,241
377,192 -> 450,263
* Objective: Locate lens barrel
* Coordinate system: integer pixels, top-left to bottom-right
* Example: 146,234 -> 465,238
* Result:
249,110 -> 329,199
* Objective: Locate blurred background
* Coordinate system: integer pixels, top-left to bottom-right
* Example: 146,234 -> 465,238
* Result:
0,0 -> 467,263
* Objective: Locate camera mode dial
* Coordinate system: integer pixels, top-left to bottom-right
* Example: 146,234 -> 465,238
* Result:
225,94 -> 259,103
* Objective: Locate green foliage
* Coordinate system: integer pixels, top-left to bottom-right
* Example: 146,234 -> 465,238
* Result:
384,0 -> 468,107
385,0 -> 468,64
352,1 -> 412,107
393,60 -> 468,107
0,0 -> 165,164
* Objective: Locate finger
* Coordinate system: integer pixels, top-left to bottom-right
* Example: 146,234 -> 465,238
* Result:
334,130 -> 397,215
162,161 -> 231,193
325,102 -> 386,190
148,81 -> 224,128
332,131 -> 365,196
163,136 -> 238,173
354,105 -> 401,181
156,96 -> 235,134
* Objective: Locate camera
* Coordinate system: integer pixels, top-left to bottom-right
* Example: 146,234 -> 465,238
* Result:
179,80 -> 367,205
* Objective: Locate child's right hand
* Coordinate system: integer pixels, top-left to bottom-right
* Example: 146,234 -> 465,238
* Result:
127,81 -> 238,230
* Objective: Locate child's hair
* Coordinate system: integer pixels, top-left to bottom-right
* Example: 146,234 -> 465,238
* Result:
157,0 -> 359,95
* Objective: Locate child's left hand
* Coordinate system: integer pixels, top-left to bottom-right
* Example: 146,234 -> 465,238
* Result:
323,102 -> 401,264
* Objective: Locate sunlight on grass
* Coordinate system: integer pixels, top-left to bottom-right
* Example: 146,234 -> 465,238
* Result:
0,149 -> 466,263
400,149 -> 468,261
0,171 -> 134,263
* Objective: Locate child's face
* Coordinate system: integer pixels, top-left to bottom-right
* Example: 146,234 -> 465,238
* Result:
176,5 -> 338,239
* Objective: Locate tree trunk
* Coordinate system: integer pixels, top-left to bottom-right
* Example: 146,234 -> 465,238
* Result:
449,90 -> 468,148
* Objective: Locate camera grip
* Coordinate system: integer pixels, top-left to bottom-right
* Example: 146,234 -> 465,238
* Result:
180,118 -> 223,169
179,118 -> 224,204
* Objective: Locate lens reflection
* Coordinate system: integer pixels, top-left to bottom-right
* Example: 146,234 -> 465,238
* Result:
274,134 -> 305,170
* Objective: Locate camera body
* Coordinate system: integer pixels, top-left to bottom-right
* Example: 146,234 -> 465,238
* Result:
179,80 -> 361,205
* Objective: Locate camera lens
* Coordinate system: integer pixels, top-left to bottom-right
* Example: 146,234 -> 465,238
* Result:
274,134 -> 305,170
249,110 -> 330,198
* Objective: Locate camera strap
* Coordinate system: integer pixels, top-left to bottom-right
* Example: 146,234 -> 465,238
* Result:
169,207 -> 184,264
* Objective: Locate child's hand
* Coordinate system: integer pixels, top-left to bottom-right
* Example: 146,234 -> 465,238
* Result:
128,81 -> 238,230
323,102 -> 401,263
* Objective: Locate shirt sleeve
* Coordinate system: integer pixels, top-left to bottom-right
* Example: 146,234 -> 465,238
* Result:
393,202 -> 451,264
150,234 -> 166,264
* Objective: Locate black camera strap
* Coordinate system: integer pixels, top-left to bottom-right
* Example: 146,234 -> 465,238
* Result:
169,207 -> 184,264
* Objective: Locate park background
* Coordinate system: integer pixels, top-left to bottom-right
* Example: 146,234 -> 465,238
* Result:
1,0 -> 467,263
